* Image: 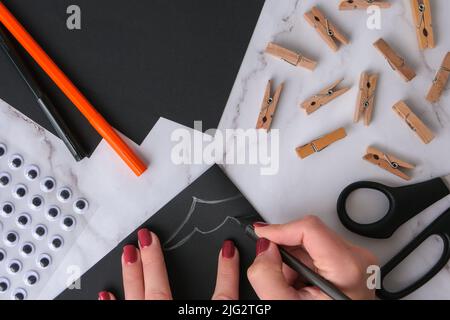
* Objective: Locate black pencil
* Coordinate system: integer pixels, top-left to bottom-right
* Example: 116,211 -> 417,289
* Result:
235,217 -> 351,300
0,25 -> 86,161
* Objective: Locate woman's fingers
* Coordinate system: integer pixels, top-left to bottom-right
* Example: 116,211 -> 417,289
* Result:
282,263 -> 300,287
284,246 -> 316,271
212,240 -> 240,300
119,229 -> 173,301
254,216 -> 351,270
122,245 -> 145,300
247,239 -> 300,300
297,286 -> 332,300
138,229 -> 173,300
254,217 -> 378,299
98,291 -> 116,300
280,247 -> 315,287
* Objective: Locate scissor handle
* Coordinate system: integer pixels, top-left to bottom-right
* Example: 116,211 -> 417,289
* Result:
377,208 -> 450,300
337,179 -> 450,239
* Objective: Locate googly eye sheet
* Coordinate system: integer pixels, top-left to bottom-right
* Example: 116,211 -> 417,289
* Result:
0,138 -> 95,300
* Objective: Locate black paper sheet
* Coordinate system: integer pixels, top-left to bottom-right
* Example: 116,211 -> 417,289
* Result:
58,165 -> 262,300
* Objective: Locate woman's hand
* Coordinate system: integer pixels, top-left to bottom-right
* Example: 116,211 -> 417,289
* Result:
248,216 -> 378,300
98,229 -> 240,300
99,216 -> 377,300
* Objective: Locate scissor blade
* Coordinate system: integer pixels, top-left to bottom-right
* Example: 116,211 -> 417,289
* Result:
442,174 -> 450,191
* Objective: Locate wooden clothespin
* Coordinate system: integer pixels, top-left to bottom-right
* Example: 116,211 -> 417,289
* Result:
410,0 -> 435,50
256,80 -> 284,131
392,101 -> 434,144
296,127 -> 347,159
373,38 -> 416,82
426,52 -> 450,103
364,147 -> 415,181
265,43 -> 317,71
301,79 -> 350,115
339,0 -> 391,10
304,6 -> 349,52
354,72 -> 378,126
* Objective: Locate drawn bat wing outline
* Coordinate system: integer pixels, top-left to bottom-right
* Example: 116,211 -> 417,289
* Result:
162,194 -> 258,251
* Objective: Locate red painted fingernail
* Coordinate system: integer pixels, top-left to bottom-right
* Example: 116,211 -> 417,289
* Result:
123,245 -> 138,264
253,222 -> 269,228
256,238 -> 270,256
98,291 -> 110,300
138,228 -> 153,248
222,240 -> 235,259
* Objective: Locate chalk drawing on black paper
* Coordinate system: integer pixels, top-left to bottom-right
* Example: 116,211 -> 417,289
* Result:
163,194 -> 257,251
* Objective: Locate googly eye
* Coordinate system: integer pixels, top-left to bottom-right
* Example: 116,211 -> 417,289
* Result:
3,231 -> 19,247
1,202 -> 15,218
45,206 -> 60,221
61,215 -> 76,231
8,154 -> 23,170
23,271 -> 39,286
20,242 -> 35,257
49,235 -> 64,251
57,187 -> 72,202
12,184 -> 28,199
28,195 -> 44,211
7,259 -> 22,274
40,177 -> 56,193
11,288 -> 27,300
0,277 -> 10,293
33,224 -> 48,240
0,143 -> 7,158
24,165 -> 40,180
0,172 -> 11,188
37,254 -> 52,269
73,198 -> 89,214
16,213 -> 32,229
0,248 -> 6,262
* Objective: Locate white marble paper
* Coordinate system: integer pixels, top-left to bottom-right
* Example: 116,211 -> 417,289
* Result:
218,0 -> 450,299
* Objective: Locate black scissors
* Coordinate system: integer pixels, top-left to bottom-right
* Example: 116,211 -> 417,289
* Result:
337,174 -> 450,300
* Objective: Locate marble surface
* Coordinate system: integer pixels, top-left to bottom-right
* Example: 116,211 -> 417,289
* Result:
218,0 -> 450,299
1,0 -> 450,300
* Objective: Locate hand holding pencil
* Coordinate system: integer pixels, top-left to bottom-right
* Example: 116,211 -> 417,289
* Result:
249,216 -> 378,300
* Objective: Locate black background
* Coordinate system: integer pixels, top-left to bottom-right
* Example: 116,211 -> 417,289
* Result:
0,0 -> 264,154
58,165 -> 261,300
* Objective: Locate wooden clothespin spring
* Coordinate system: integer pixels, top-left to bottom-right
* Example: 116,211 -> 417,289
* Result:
354,72 -> 378,126
427,52 -> 450,103
256,80 -> 284,131
265,43 -> 317,71
304,6 -> 349,52
364,147 -> 415,181
339,0 -> 391,10
373,38 -> 416,82
296,127 -> 347,159
301,79 -> 351,115
392,101 -> 434,144
411,0 -> 435,50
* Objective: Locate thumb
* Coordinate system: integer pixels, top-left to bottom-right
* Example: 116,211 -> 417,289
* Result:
247,238 -> 299,300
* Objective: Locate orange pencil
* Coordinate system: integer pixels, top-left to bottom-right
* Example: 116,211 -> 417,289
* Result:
0,2 -> 147,176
